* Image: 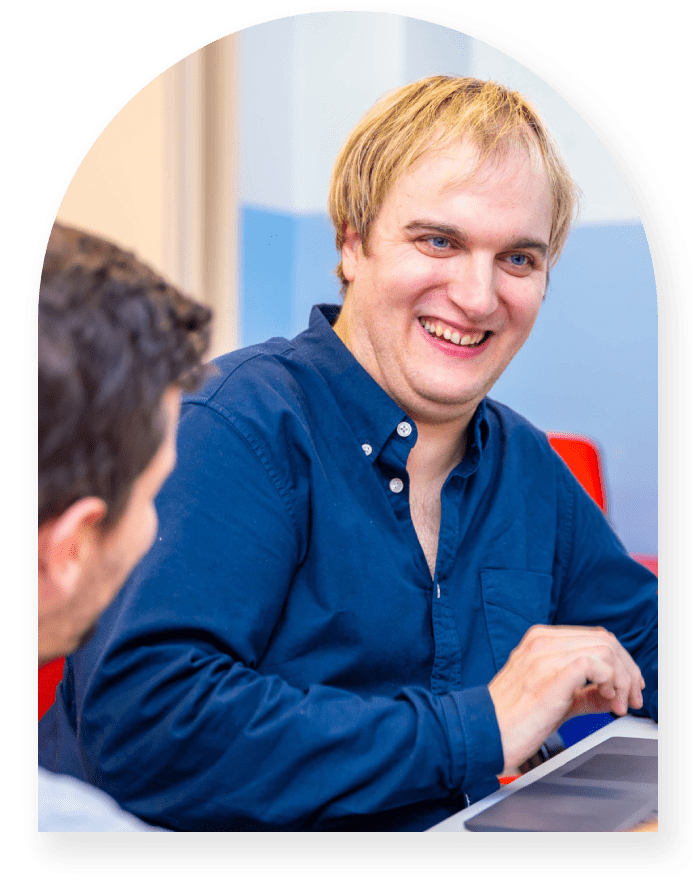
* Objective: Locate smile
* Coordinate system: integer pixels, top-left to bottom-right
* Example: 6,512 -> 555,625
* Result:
418,318 -> 491,348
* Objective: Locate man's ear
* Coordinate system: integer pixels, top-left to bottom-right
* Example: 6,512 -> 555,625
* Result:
38,497 -> 108,604
340,226 -> 363,283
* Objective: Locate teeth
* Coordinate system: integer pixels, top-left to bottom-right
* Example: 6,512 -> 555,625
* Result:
420,318 -> 485,347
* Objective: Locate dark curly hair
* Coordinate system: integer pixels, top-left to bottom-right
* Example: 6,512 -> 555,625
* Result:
39,223 -> 214,528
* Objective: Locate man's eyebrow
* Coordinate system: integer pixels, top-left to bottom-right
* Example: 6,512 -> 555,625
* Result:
510,237 -> 549,257
404,222 -> 549,257
404,221 -> 464,239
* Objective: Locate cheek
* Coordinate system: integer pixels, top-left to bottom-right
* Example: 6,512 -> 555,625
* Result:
139,505 -> 159,558
376,266 -> 443,316
526,296 -> 544,329
371,248 -> 428,287
503,281 -> 544,326
120,504 -> 159,576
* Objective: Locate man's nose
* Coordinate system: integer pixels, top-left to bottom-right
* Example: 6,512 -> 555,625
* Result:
447,256 -> 498,320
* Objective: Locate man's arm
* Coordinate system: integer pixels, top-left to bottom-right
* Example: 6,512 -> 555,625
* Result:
62,401 -> 502,830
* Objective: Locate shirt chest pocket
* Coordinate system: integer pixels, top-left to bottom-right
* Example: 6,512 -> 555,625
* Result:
480,569 -> 554,672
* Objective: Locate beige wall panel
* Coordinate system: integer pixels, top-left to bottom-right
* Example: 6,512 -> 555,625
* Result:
57,74 -> 168,279
54,35 -> 238,358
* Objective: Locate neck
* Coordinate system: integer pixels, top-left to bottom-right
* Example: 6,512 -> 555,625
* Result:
407,414 -> 470,484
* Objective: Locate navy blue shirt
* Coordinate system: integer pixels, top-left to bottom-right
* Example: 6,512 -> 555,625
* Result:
39,305 -> 658,831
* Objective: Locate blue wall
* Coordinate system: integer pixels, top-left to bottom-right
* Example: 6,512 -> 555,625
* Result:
240,207 -> 340,345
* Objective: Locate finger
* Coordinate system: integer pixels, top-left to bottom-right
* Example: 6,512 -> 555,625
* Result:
589,656 -> 632,713
569,685 -> 616,718
524,625 -> 644,709
629,683 -> 645,710
590,651 -> 642,714
594,639 -> 644,711
549,649 -> 637,716
600,681 -> 634,714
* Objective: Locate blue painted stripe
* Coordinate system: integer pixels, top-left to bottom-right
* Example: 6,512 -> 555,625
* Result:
240,206 -> 341,347
239,207 -> 295,348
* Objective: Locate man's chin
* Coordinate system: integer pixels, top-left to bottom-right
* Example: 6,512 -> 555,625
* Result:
411,383 -> 488,419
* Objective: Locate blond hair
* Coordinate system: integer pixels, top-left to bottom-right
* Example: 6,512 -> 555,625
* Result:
329,76 -> 580,290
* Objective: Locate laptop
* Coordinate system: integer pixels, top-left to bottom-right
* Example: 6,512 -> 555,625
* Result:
464,736 -> 658,832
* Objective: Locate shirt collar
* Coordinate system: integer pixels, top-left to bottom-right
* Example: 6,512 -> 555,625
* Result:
296,304 -> 489,467
454,397 -> 489,477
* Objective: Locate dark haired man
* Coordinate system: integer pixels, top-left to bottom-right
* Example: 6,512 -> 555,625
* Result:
38,223 -> 212,830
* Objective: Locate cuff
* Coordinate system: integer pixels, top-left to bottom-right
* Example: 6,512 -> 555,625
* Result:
443,685 -> 504,803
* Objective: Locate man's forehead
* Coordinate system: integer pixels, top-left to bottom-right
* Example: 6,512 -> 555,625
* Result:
411,133 -> 547,190
385,135 -> 551,219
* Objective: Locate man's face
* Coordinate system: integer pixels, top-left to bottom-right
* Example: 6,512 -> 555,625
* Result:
334,138 -> 553,426
41,387 -> 181,658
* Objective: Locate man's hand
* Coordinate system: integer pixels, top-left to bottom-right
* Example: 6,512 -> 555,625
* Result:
488,625 -> 645,774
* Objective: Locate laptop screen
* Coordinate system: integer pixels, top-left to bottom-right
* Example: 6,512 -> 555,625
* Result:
464,737 -> 657,832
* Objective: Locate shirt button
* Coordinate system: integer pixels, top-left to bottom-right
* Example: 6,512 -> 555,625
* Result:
389,478 -> 404,494
362,443 -> 373,456
396,421 -> 412,438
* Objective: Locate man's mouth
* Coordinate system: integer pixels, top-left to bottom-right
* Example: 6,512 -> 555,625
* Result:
418,318 -> 491,348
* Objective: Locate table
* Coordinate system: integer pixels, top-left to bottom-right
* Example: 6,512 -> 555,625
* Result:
428,715 -> 658,832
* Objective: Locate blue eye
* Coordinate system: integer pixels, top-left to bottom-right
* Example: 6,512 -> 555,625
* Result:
509,253 -> 530,266
428,236 -> 449,249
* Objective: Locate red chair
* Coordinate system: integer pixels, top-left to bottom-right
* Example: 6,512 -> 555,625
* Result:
547,433 -> 607,512
547,432 -> 658,577
39,656 -> 65,720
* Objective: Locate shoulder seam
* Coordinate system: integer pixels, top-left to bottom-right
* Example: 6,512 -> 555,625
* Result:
181,399 -> 304,549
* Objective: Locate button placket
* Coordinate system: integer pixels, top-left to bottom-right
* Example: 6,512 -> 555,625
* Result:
378,425 -> 412,517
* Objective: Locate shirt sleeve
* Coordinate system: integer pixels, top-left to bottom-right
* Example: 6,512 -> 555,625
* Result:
69,401 -> 495,831
552,453 -> 658,721
446,686 -> 505,803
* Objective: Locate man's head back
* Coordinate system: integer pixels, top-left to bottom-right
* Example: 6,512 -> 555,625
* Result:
38,223 -> 213,662
329,75 -> 579,292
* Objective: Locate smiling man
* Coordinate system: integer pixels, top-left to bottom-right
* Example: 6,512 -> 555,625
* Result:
333,138 -> 553,584
39,77 -> 657,831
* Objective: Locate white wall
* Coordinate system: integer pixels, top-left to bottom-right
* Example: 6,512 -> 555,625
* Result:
240,12 -> 406,214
